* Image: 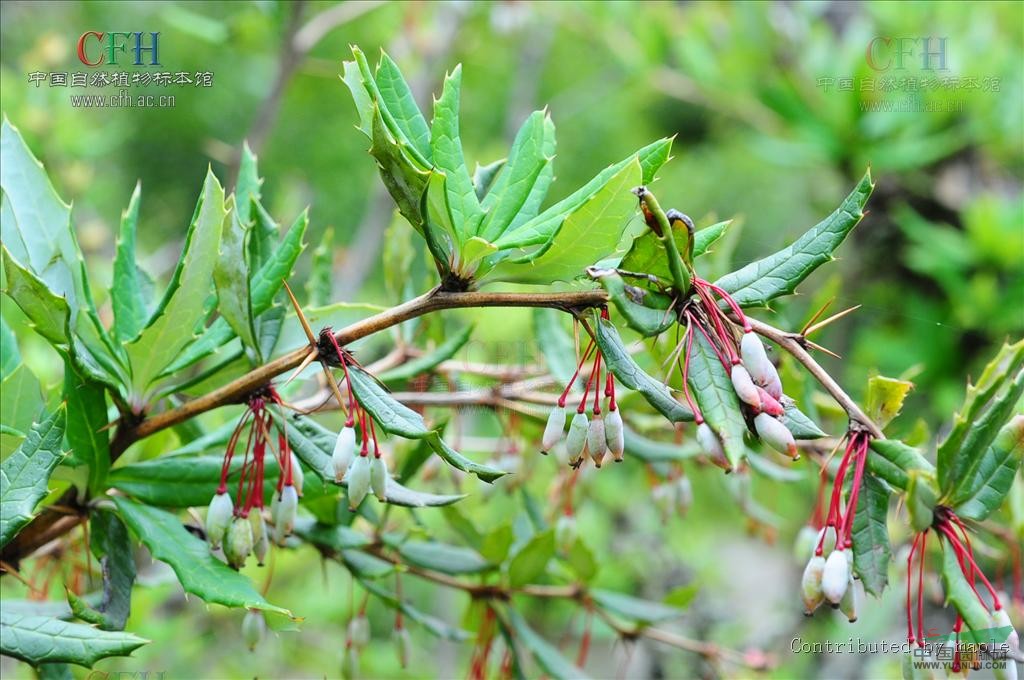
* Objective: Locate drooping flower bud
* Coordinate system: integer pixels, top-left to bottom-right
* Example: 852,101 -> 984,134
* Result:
555,514 -> 577,552
347,455 -> 372,509
242,609 -> 266,651
370,456 -> 389,502
730,363 -> 762,410
348,615 -> 371,648
756,387 -> 785,417
224,516 -> 254,570
393,626 -> 412,668
273,484 -> 299,544
816,526 -> 838,556
801,555 -> 826,615
342,645 -> 360,680
696,422 -> 731,471
822,549 -> 850,605
794,525 -> 818,561
675,476 -> 693,515
839,574 -> 859,622
741,331 -> 782,399
754,413 -> 798,458
587,415 -> 607,467
333,426 -> 356,482
541,406 -> 566,453
205,491 -> 233,549
250,511 -> 269,566
565,412 -> 589,466
605,409 -> 625,462
290,453 -> 305,495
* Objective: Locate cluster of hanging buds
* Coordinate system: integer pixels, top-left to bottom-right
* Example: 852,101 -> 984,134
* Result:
541,308 -> 625,468
318,329 -> 390,509
904,506 -> 1020,676
205,385 -> 302,569
800,430 -> 872,621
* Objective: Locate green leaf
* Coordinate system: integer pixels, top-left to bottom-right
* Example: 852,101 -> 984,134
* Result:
109,455 -> 276,508
341,549 -> 394,579
346,366 -> 507,482
687,330 -> 747,468
620,220 -> 731,285
479,111 -> 554,241
341,59 -> 373,137
487,159 -> 641,283
374,51 -> 432,165
594,317 -> 693,423
2,246 -> 70,346
112,497 -> 290,616
489,138 -> 672,253
63,362 -> 110,494
480,524 -> 515,563
110,183 -> 151,343
508,530 -> 554,587
951,414 -> 1023,521
292,518 -> 370,551
125,170 -> 226,397
782,401 -> 827,439
472,158 -> 506,201
1,363 -> 43,457
593,270 -> 675,337
623,425 -> 700,462
36,663 -> 73,680
866,375 -> 914,430
305,226 -> 334,307
359,578 -> 470,641
0,611 -> 147,667
0,406 -> 65,548
389,538 -> 491,575
506,609 -> 591,680
0,314 -> 19,378
714,170 -> 874,308
939,540 -> 992,634
379,325 -> 473,384
850,473 -> 891,597
591,589 -> 686,625
213,204 -> 256,351
906,469 -> 939,533
564,537 -> 597,582
68,510 -> 135,631
431,65 -> 484,247
867,439 -> 933,491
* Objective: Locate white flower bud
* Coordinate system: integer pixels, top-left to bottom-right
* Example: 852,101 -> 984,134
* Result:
393,627 -> 411,668
675,476 -> 693,515
342,645 -> 360,680
276,484 -> 298,539
290,453 -> 304,495
242,609 -> 266,651
696,423 -> 730,471
731,364 -> 762,410
756,387 -> 785,416
205,491 -> 233,549
763,370 -> 783,401
333,426 -> 356,482
555,514 -> 577,552
801,555 -> 826,615
370,456 -> 389,502
348,615 -> 371,648
224,516 -> 253,569
605,409 -> 625,462
587,415 -> 607,467
741,331 -> 782,399
839,574 -> 859,622
794,525 -> 818,561
541,406 -> 566,453
822,549 -> 850,605
565,412 -> 588,466
754,413 -> 798,458
816,526 -> 838,556
250,511 -> 269,566
269,489 -> 280,526
347,456 -> 372,509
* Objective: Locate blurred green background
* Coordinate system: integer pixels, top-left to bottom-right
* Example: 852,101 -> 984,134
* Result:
1,1 -> 1021,679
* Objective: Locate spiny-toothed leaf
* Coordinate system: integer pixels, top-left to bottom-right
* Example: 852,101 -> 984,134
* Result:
781,401 -> 827,439
292,518 -> 370,551
479,111 -> 554,241
110,456 -> 282,507
619,220 -> 731,288
714,170 -> 873,308
0,315 -> 18,379
0,406 -> 65,548
125,170 -> 226,396
110,183 -> 151,343
0,611 -> 147,667
488,159 -> 641,284
63,362 -> 110,494
341,59 -> 373,137
489,138 -> 673,253
687,330 -> 747,468
937,340 -> 1024,492
505,609 -> 592,680
594,270 -> 675,337
431,65 -> 484,247
868,439 -> 934,491
112,497 -> 291,617
594,317 -> 693,423
342,549 -> 394,579
1,364 -> 43,457
939,540 -> 993,635
2,246 -> 70,346
285,414 -> 469,505
305,226 -> 334,307
951,414 -> 1023,521
866,375 -> 914,430
214,204 -> 256,352
638,136 -> 673,184
850,473 -> 891,597
379,325 -> 473,384
369,102 -> 432,234
346,366 -> 508,482
374,50 -> 432,165
162,209 -> 307,375
472,158 -> 506,201
67,511 -> 135,631
591,589 -> 687,625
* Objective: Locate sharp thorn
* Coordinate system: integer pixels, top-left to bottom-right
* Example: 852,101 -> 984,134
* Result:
285,350 -> 318,385
283,280 -> 317,345
800,297 -> 835,336
805,339 -> 842,359
804,305 -> 861,338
